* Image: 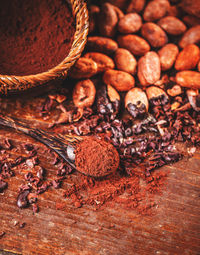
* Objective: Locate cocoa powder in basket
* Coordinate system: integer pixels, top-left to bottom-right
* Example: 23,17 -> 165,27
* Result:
0,0 -> 75,76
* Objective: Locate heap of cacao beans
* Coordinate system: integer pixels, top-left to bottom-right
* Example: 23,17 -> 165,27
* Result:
69,0 -> 200,117
56,0 -> 200,174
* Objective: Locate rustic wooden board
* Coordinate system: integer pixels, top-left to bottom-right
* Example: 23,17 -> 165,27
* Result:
0,94 -> 200,255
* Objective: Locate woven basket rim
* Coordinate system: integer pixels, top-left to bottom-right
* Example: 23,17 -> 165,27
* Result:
0,0 -> 89,94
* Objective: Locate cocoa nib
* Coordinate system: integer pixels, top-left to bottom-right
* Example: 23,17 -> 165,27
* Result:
1,162 -> 14,178
36,183 -> 49,194
19,222 -> 26,228
17,190 -> 30,208
3,138 -> 12,149
0,231 -> 6,238
23,143 -> 34,152
0,180 -> 8,192
32,203 -> 39,214
36,166 -> 46,180
51,179 -> 62,189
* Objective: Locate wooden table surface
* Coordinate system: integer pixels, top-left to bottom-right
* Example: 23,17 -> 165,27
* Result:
0,91 -> 200,255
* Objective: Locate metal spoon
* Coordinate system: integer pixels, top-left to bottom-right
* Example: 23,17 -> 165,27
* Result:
0,115 -> 119,177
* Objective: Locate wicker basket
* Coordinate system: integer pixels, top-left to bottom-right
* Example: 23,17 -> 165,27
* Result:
0,0 -> 89,95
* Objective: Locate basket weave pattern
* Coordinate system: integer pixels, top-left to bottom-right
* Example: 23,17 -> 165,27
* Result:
0,0 -> 89,95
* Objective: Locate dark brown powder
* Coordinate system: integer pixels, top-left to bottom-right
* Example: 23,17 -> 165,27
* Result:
0,0 -> 75,76
75,137 -> 120,177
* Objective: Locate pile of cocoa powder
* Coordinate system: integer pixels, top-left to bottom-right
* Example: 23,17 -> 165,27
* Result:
75,137 -> 120,177
0,0 -> 200,215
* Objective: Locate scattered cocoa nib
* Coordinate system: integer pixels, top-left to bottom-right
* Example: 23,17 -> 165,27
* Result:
28,149 -> 37,157
13,220 -> 19,226
51,179 -> 62,189
57,164 -> 73,176
74,201 -> 82,208
55,94 -> 67,104
14,156 -> 26,166
32,156 -> 39,165
19,222 -> 26,228
24,172 -> 33,181
25,159 -> 35,168
52,154 -> 60,165
3,138 -> 12,149
25,156 -> 39,168
32,203 -> 39,214
1,162 -> 14,178
23,143 -> 34,152
0,231 -> 6,238
28,193 -> 38,204
17,190 -> 30,209
0,180 -> 8,192
36,166 -> 46,180
36,183 -> 49,194
37,97 -> 55,116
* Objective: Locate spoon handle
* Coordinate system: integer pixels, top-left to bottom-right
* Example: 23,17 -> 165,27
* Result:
0,115 -> 81,168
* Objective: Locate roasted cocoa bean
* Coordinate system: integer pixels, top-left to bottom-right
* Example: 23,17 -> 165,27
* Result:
175,44 -> 200,71
126,0 -> 146,13
114,48 -> 137,74
113,5 -> 124,19
107,84 -> 120,102
179,25 -> 200,48
143,0 -> 170,22
167,5 -> 182,17
183,15 -> 200,27
98,3 -> 118,38
141,22 -> 168,48
72,79 -> 96,108
69,57 -> 98,79
157,16 -> 187,35
84,52 -> 115,72
17,190 -> 30,208
180,0 -> 200,18
88,5 -> 100,33
87,36 -> 118,55
103,69 -> 135,92
138,51 -> 161,86
158,43 -> 179,71
117,34 -> 150,56
118,13 -> 142,34
176,71 -> 200,89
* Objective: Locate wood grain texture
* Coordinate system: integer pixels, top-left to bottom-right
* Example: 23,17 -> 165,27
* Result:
0,94 -> 200,255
